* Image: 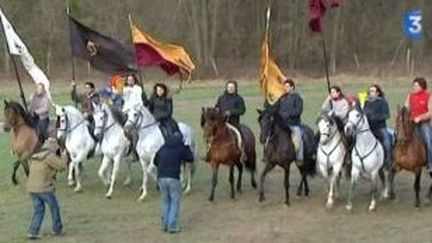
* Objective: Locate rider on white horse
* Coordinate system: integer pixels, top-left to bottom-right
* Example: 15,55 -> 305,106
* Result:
322,86 -> 350,131
363,84 -> 393,166
274,79 -> 304,166
215,80 -> 246,157
148,83 -> 181,141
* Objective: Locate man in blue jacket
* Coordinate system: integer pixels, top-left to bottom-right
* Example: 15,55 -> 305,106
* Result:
154,132 -> 194,233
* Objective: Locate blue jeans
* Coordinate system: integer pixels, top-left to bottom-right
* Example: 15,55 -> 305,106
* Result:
290,125 -> 304,161
158,178 -> 181,232
374,128 -> 393,165
416,123 -> 432,168
28,192 -> 63,236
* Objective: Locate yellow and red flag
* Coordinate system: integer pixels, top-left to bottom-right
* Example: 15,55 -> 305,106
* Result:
259,33 -> 286,105
129,19 -> 195,77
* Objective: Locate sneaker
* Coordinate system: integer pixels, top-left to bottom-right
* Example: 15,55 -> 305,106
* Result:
168,229 -> 181,234
27,233 -> 41,240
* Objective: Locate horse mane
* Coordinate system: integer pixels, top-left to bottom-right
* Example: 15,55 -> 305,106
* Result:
6,101 -> 36,128
62,105 -> 84,119
109,106 -> 127,125
272,112 -> 292,135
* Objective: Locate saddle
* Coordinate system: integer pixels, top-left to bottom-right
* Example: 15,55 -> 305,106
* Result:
226,123 -> 247,162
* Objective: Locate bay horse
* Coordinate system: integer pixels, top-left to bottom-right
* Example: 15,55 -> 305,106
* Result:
393,106 -> 430,207
3,100 -> 40,185
257,108 -> 316,205
201,107 -> 257,202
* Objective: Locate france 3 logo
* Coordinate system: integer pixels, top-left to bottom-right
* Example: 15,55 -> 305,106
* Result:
404,10 -> 423,40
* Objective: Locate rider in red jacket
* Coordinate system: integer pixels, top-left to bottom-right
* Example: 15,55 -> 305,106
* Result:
405,77 -> 432,173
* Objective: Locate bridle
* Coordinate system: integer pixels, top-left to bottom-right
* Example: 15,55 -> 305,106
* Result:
58,113 -> 85,133
126,110 -> 157,131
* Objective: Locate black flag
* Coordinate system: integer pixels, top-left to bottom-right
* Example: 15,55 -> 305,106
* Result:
68,15 -> 136,74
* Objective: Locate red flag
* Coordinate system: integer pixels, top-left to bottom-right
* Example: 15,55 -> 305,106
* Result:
309,0 -> 342,33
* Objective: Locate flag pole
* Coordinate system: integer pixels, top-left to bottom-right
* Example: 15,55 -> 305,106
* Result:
321,37 -> 331,94
66,0 -> 77,107
0,12 -> 28,111
129,14 -> 147,106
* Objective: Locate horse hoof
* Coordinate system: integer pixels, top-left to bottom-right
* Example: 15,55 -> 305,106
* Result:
74,188 -> 83,193
345,204 -> 353,212
68,181 -> 75,187
106,195 -> 112,200
368,205 -> 376,212
183,188 -> 191,195
259,195 -> 265,202
284,201 -> 290,207
137,197 -> 145,202
251,181 -> 257,189
326,202 -> 334,210
208,197 -> 214,202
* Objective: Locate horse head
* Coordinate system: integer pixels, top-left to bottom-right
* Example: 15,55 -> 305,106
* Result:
257,108 -> 273,144
316,111 -> 338,145
201,107 -> 225,140
93,103 -> 108,141
344,106 -> 368,137
395,105 -> 413,142
3,100 -> 34,132
55,105 -> 69,140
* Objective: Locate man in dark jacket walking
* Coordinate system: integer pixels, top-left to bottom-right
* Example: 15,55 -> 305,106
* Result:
215,80 -> 246,132
154,132 -> 194,233
276,79 -> 304,165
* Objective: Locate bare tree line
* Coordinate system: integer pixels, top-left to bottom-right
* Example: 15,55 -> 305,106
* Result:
0,0 -> 431,80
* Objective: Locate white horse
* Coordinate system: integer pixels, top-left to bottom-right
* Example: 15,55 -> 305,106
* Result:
344,107 -> 385,212
55,105 -> 97,192
316,112 -> 347,209
93,103 -> 131,199
124,104 -> 196,202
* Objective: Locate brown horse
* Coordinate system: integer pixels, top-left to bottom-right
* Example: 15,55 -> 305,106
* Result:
3,100 -> 40,185
201,107 -> 257,201
393,106 -> 430,207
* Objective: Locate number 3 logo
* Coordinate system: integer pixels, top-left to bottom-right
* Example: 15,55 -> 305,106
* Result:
409,15 -> 422,34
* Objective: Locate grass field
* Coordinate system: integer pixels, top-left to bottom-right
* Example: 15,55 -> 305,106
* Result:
1,76 -> 432,243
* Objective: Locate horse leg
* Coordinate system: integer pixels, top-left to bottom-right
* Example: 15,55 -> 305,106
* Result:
346,168 -> 359,212
388,167 -> 396,200
369,171 -> 379,212
22,160 -> 29,177
106,156 -> 121,199
98,156 -> 111,186
296,165 -> 304,197
259,163 -> 275,202
208,163 -> 219,202
138,158 -> 149,202
73,160 -> 83,192
284,165 -> 291,206
235,161 -> 243,193
304,175 -> 310,197
183,162 -> 193,195
426,181 -> 432,202
123,159 -> 133,187
11,160 -> 20,185
229,165 -> 235,200
326,172 -> 337,209
414,170 -> 422,208
67,160 -> 76,187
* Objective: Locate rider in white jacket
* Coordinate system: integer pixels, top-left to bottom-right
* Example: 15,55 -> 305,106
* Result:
123,74 -> 145,112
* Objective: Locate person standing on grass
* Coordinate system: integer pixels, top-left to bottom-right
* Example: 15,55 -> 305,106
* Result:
26,137 -> 66,240
154,132 -> 194,234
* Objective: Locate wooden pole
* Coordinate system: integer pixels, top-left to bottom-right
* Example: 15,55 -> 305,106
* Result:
0,11 -> 28,111
66,0 -> 77,107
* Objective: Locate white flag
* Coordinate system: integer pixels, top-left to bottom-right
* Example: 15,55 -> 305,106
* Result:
0,7 -> 51,99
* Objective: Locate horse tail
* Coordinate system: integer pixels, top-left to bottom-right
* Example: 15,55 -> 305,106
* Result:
241,125 -> 256,173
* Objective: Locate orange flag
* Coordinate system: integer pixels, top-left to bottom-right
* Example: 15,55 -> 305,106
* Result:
129,19 -> 195,77
259,34 -> 286,105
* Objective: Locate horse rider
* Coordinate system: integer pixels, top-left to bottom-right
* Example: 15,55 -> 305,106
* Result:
275,79 -> 304,166
364,84 -> 393,166
215,80 -> 246,153
70,80 -> 100,129
29,83 -> 51,142
148,83 -> 181,141
404,77 -> 432,174
322,85 -> 350,131
99,75 -> 124,110
123,73 -> 147,111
